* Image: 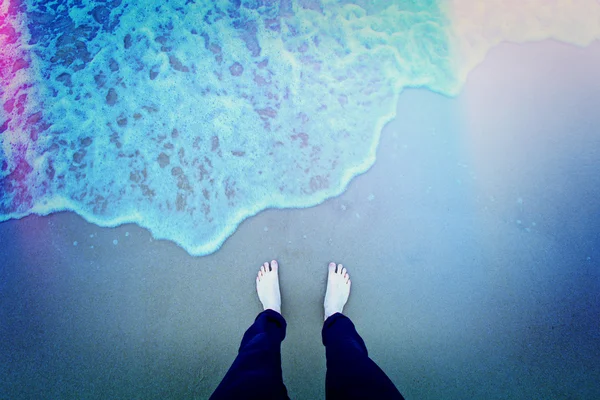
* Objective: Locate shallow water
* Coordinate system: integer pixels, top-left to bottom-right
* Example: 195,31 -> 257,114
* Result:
3,0 -> 598,255
2,0 -> 454,254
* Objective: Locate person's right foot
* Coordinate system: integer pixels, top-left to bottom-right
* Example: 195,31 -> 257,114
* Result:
324,262 -> 351,321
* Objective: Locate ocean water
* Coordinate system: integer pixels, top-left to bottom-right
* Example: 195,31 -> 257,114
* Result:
1,0 -> 599,256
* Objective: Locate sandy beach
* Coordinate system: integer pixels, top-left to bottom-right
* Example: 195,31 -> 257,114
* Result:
1,40 -> 599,399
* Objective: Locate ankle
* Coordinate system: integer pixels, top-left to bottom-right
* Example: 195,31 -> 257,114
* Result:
324,307 -> 342,321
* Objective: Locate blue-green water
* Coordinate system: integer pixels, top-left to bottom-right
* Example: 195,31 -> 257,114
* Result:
1,0 -> 455,255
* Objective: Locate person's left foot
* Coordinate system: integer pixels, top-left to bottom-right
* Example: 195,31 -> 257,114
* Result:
256,260 -> 282,314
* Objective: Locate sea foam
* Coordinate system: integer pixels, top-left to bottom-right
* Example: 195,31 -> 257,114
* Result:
1,0 -> 599,255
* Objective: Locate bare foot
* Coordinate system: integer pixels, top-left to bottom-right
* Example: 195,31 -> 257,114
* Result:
324,262 -> 351,321
256,260 -> 282,314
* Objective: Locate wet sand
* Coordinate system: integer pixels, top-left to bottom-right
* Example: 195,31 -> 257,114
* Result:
1,40 -> 599,399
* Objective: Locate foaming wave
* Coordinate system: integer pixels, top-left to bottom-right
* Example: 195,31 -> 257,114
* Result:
1,0 -> 599,256
1,0 -> 454,255
447,0 -> 600,86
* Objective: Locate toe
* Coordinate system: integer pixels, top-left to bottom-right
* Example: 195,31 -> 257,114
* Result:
337,264 -> 344,274
342,267 -> 347,277
271,260 -> 278,271
329,262 -> 336,274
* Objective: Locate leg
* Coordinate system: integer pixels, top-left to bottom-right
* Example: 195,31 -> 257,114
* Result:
322,263 -> 404,400
210,261 -> 289,400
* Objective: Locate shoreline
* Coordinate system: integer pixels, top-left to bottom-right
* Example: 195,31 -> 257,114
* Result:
1,40 -> 599,399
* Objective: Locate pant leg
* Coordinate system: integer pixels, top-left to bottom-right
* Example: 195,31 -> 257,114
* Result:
210,309 -> 290,400
322,313 -> 405,400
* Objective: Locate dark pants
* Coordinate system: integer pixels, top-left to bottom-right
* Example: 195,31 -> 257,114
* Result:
210,310 -> 404,400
